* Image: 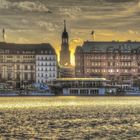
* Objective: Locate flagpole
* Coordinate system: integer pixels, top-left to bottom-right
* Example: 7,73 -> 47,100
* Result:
3,28 -> 5,42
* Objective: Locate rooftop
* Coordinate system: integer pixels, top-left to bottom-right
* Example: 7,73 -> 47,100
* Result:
0,42 -> 56,55
54,78 -> 107,82
79,41 -> 140,53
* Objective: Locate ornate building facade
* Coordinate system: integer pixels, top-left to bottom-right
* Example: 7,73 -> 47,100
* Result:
0,42 -> 57,87
60,20 -> 71,66
75,41 -> 140,85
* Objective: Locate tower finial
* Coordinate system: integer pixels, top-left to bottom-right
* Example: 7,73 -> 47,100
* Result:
64,20 -> 66,32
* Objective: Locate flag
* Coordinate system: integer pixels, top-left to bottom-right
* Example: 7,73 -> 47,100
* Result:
91,30 -> 94,35
91,30 -> 95,40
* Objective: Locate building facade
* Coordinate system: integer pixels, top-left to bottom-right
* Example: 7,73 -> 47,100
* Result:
60,20 -> 71,66
75,41 -> 140,85
36,54 -> 57,83
50,78 -> 108,96
0,42 -> 57,87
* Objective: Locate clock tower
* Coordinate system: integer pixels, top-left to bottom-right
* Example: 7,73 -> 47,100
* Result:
60,20 -> 71,66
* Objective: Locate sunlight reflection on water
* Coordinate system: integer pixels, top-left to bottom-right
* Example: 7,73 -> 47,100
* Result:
0,96 -> 140,109
0,97 -> 140,139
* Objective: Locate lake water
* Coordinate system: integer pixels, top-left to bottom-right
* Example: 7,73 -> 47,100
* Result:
0,97 -> 140,139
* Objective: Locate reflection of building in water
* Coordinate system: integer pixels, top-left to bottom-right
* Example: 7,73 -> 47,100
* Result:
75,41 -> 140,86
60,20 -> 71,66
0,42 -> 57,88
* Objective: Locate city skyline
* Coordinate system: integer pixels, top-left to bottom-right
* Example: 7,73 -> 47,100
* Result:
0,0 -> 140,64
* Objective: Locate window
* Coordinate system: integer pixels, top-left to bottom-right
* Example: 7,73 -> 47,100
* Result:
25,73 -> 28,80
16,73 -> 20,80
25,65 -> 28,70
31,73 -> 34,80
31,66 -> 34,70
17,65 -> 20,70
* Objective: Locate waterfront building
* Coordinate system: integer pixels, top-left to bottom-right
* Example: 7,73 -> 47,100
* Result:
60,20 -> 71,66
0,42 -> 57,88
75,41 -> 140,86
36,47 -> 57,84
50,78 -> 111,96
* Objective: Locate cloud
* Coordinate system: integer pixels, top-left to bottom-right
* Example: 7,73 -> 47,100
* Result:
14,1 -> 49,12
0,0 -> 51,12
128,30 -> 139,35
70,38 -> 83,44
0,0 -> 140,45
17,37 -> 29,43
104,0 -> 138,3
37,21 -> 59,32
59,7 -> 81,19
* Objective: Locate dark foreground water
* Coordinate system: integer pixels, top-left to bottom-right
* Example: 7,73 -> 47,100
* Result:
0,97 -> 140,139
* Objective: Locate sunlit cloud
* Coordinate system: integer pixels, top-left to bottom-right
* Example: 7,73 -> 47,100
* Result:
59,7 -> 82,19
0,0 -> 51,12
37,21 -> 59,32
0,0 -> 140,65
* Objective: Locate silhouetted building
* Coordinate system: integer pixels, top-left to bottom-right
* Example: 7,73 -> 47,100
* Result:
75,41 -> 140,86
60,20 -> 71,66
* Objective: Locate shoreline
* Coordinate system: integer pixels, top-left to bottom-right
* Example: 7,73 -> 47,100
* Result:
0,95 -> 140,97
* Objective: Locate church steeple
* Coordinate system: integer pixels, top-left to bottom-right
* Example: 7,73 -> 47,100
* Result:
60,20 -> 71,66
62,20 -> 69,44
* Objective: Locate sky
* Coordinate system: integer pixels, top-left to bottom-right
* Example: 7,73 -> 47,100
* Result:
0,0 -> 140,65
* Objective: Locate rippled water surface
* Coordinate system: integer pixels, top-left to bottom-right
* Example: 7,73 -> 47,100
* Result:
0,97 -> 140,139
